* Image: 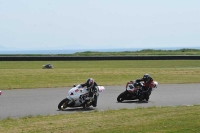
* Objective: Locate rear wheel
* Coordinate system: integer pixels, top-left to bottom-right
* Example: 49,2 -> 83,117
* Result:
58,98 -> 70,110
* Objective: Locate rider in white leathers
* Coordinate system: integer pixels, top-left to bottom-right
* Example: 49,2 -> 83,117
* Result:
81,78 -> 99,107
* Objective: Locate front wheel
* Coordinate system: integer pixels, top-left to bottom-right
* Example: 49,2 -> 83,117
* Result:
117,91 -> 126,102
58,98 -> 70,110
92,95 -> 98,107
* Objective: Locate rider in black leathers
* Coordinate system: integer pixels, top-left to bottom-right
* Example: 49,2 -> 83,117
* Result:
135,74 -> 154,101
81,78 -> 99,107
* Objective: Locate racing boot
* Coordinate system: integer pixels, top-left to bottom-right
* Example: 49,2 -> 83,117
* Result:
139,94 -> 144,101
145,95 -> 149,102
84,97 -> 92,108
145,89 -> 152,102
86,97 -> 93,104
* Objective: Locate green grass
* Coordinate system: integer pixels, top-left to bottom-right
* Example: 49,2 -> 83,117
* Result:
0,60 -> 200,89
0,60 -> 200,132
0,105 -> 200,133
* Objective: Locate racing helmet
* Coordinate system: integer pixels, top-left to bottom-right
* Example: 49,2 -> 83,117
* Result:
143,74 -> 151,82
134,82 -> 141,88
86,78 -> 94,89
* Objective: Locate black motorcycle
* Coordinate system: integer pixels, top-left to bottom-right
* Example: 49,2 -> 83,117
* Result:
42,63 -> 53,69
117,81 -> 158,102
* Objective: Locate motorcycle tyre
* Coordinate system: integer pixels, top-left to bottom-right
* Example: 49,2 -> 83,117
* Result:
117,91 -> 126,102
92,95 -> 98,107
58,98 -> 70,110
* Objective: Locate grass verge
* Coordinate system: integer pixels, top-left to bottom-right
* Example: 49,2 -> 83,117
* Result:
0,105 -> 200,133
0,60 -> 200,90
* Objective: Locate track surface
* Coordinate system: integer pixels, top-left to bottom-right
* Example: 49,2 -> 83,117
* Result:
0,84 -> 200,120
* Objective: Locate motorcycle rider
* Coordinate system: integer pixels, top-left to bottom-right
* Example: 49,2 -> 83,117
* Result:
135,74 -> 154,101
81,78 -> 99,107
125,80 -> 142,97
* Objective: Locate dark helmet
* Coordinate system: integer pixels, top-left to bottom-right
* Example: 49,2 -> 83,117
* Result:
134,82 -> 141,88
86,78 -> 94,89
143,74 -> 151,82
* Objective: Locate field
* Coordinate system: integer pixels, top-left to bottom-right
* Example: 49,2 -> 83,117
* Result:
0,105 -> 200,133
0,60 -> 200,133
0,60 -> 200,90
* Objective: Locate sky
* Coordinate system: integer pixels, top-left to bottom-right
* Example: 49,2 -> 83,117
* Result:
0,0 -> 200,51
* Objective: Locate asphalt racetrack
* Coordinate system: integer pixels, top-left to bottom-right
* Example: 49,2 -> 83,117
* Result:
0,84 -> 200,120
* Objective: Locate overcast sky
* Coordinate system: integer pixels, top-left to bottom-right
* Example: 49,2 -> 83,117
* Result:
0,0 -> 200,51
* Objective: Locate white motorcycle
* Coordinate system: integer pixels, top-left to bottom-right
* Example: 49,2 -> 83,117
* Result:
58,84 -> 105,110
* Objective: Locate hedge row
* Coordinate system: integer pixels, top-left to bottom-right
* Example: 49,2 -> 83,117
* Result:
0,56 -> 200,61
